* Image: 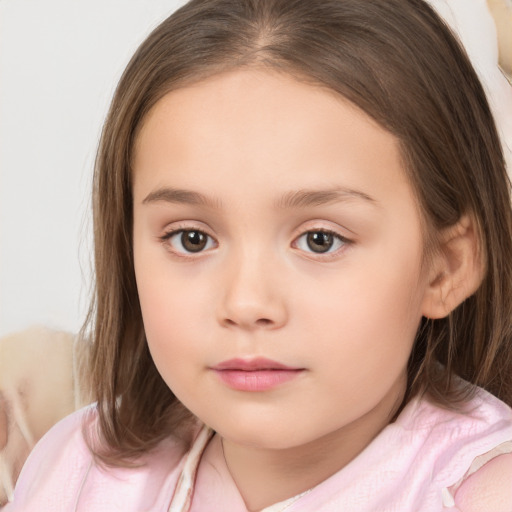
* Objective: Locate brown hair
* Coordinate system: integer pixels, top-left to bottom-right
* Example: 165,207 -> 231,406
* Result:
84,0 -> 512,463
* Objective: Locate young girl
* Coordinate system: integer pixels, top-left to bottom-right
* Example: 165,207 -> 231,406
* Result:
5,0 -> 512,510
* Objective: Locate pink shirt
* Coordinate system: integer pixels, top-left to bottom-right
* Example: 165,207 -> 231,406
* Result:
5,386 -> 512,511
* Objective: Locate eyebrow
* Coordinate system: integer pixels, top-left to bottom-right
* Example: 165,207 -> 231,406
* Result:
141,186 -> 377,209
275,187 -> 378,209
142,187 -> 222,209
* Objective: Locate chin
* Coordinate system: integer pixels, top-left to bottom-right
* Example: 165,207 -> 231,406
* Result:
212,417 -> 323,451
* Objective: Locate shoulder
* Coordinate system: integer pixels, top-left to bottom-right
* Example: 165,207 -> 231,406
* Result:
400,386 -> 512,506
5,405 -> 95,511
455,452 -> 512,512
6,405 -> 192,512
433,387 -> 512,512
19,403 -> 93,477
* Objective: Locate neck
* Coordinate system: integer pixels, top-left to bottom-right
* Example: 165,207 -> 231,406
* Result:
221,380 -> 406,512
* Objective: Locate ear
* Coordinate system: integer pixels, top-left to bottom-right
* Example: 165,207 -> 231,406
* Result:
421,214 -> 485,319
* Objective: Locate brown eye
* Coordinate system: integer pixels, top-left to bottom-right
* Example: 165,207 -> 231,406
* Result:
306,231 -> 334,253
294,230 -> 347,256
181,230 -> 208,252
164,229 -> 215,255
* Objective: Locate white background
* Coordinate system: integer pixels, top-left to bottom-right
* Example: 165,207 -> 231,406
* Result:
0,1 -> 184,337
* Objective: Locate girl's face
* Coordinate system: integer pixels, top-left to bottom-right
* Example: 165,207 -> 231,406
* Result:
133,69 -> 432,452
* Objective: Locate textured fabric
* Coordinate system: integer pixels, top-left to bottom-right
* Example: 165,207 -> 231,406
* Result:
4,386 -> 512,512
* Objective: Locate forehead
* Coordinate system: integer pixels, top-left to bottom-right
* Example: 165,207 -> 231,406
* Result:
132,69 -> 411,209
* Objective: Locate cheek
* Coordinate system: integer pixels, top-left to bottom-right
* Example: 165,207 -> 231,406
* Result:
135,250 -> 184,352
138,284 -> 198,402
303,253 -> 423,337
134,253 -> 217,395
134,231 -> 204,335
137,273 -> 198,348
300,247 -> 426,388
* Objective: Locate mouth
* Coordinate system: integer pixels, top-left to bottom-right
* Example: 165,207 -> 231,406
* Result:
210,358 -> 305,392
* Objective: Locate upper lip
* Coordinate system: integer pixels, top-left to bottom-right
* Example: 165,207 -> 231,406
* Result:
212,357 -> 302,371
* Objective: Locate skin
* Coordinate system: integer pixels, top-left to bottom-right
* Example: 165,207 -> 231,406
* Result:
455,453 -> 512,512
132,69 -> 440,511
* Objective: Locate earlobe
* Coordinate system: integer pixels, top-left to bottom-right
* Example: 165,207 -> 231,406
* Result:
421,215 -> 485,319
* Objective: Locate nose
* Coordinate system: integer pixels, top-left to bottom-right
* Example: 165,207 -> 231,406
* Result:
217,250 -> 288,331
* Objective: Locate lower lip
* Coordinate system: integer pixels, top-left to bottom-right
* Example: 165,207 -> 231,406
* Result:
213,369 -> 303,391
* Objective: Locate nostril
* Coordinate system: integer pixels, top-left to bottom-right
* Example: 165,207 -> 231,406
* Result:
222,317 -> 274,328
256,318 -> 273,327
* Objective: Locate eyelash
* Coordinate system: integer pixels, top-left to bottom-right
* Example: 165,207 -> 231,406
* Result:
159,226 -> 352,259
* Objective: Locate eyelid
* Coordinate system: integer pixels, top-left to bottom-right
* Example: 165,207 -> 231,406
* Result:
159,219 -> 216,239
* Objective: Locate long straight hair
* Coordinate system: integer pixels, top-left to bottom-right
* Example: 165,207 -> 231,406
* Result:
84,0 -> 512,464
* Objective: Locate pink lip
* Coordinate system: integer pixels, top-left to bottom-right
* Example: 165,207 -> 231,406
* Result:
211,358 -> 304,392
213,358 -> 299,371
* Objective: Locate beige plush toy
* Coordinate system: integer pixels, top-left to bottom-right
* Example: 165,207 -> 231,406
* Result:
488,0 -> 512,77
